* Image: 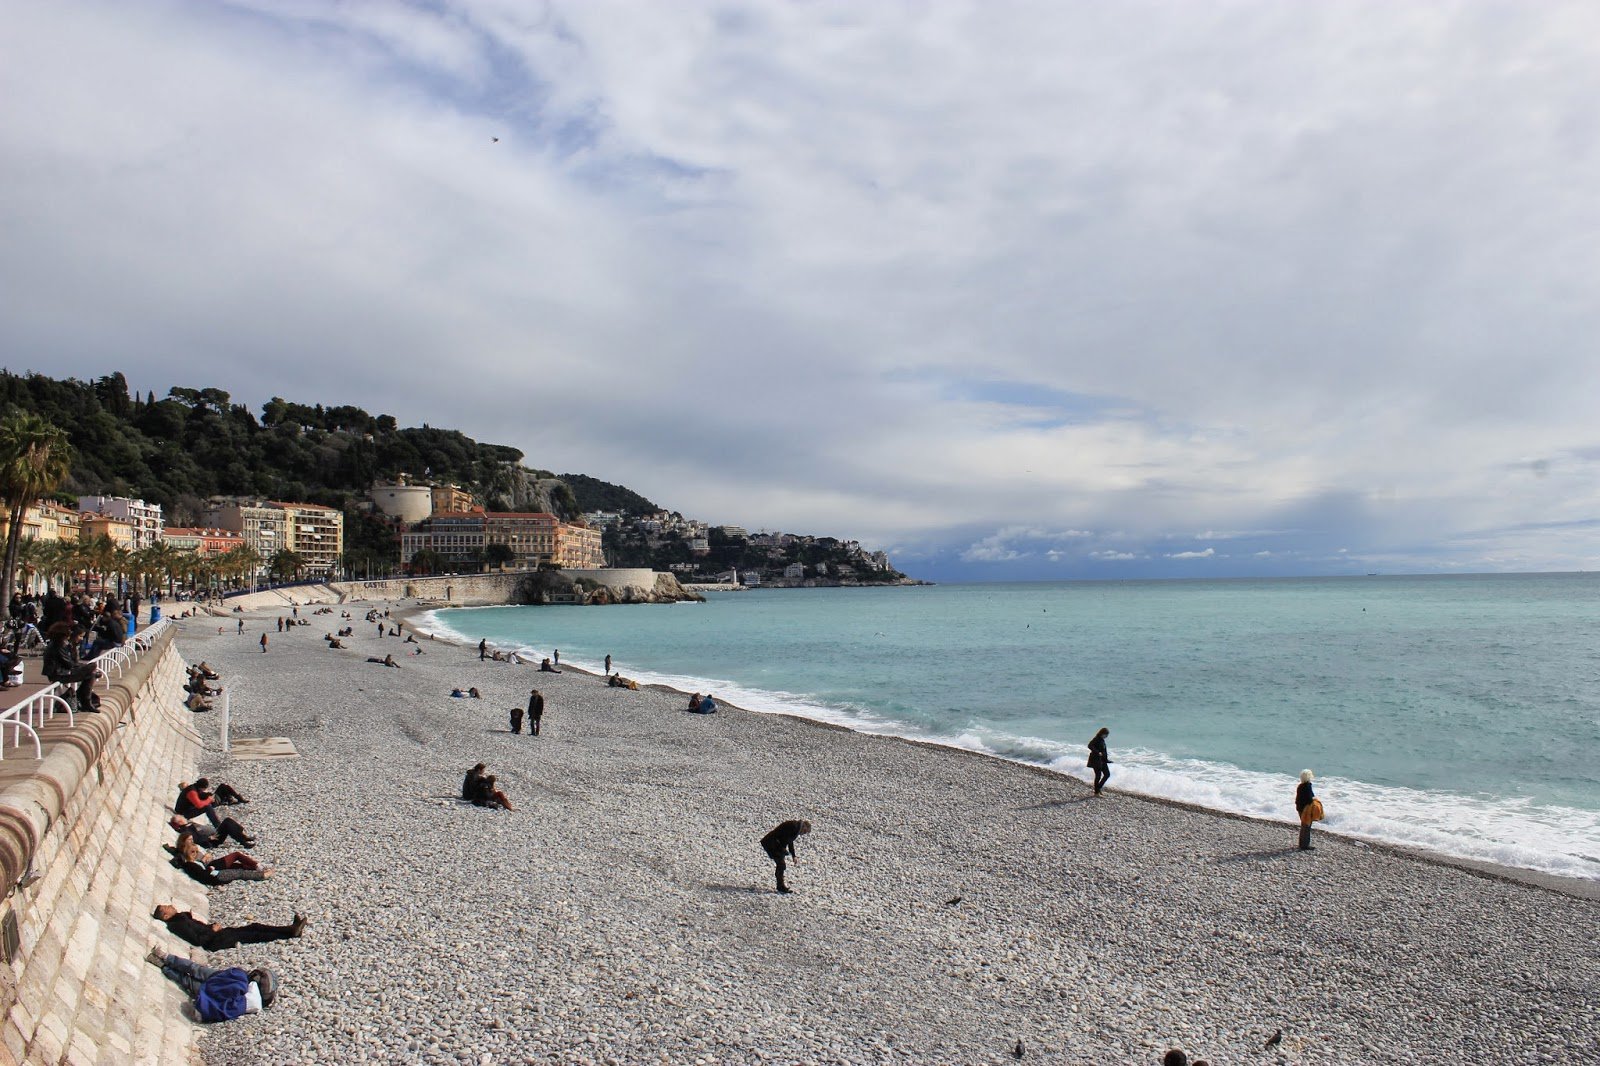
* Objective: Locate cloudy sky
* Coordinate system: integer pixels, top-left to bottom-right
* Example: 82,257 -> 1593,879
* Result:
3,1 -> 1598,581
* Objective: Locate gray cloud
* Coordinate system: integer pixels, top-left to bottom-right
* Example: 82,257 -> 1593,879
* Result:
3,1 -> 1599,580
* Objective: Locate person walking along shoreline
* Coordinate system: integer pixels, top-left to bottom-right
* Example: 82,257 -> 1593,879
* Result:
1087,727 -> 1112,795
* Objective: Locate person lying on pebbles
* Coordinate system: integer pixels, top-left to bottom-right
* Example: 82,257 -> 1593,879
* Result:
366,654 -> 401,668
171,813 -> 255,848
170,836 -> 274,886
152,904 -> 306,950
607,674 -> 640,690
147,951 -> 279,1022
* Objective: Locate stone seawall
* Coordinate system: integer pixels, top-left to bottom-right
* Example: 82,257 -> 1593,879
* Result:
0,632 -> 208,1065
331,569 -> 693,606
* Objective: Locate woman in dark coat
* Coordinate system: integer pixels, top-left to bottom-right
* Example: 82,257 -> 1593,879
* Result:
1295,769 -> 1317,850
1087,727 -> 1111,795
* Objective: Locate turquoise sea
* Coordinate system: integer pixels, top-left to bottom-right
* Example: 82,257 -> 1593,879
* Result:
424,574 -> 1600,880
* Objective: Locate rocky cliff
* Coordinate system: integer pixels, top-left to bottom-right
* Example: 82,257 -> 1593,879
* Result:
514,569 -> 704,605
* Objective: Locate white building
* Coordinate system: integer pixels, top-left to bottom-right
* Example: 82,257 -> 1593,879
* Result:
78,495 -> 164,550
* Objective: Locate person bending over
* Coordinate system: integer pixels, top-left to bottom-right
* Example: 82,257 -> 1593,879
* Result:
760,819 -> 812,894
147,950 -> 278,1022
152,904 -> 306,950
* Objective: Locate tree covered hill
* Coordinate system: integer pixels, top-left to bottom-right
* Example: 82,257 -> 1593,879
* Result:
0,370 -> 552,519
0,370 -> 905,581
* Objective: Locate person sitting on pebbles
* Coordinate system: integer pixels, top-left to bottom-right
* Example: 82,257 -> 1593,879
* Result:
468,772 -> 515,811
175,779 -> 246,826
185,691 -> 215,713
461,763 -> 515,810
539,657 -> 560,673
607,673 -> 639,690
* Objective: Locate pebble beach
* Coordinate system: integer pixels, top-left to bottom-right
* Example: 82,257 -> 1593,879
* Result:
181,601 -> 1597,1065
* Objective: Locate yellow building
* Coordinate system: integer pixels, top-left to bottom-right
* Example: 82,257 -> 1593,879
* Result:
431,484 -> 474,514
0,501 -> 81,546
485,512 -> 557,567
272,502 -> 345,577
556,522 -> 605,569
79,513 -> 136,549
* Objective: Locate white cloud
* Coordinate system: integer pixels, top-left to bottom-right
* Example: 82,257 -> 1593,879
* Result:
1166,548 -> 1217,560
4,2 -> 1600,579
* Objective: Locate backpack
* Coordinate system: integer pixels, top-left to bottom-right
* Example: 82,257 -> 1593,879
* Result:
196,967 -> 253,1022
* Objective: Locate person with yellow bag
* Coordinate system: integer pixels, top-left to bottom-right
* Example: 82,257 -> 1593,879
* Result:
1295,769 -> 1324,850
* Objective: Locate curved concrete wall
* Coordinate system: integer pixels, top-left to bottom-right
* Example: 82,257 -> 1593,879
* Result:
0,631 -> 207,1065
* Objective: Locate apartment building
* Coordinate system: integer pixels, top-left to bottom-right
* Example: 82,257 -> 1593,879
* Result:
401,511 -> 603,571
79,513 -> 135,549
201,502 -> 289,575
275,502 -> 343,576
77,495 -> 164,550
555,522 -> 604,569
430,484 -> 474,514
0,501 -> 81,546
162,528 -> 247,555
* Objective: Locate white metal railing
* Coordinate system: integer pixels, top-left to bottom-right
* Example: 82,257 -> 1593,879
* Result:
0,616 -> 173,757
87,644 -> 132,679
132,617 -> 171,651
0,683 -> 74,759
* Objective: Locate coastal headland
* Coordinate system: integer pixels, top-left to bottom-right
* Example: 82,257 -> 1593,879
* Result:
186,595 -> 1595,1065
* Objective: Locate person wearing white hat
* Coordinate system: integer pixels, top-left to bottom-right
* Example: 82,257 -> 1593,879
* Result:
1295,770 -> 1320,851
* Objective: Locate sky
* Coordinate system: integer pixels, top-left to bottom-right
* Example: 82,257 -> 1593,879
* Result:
2,0 -> 1599,582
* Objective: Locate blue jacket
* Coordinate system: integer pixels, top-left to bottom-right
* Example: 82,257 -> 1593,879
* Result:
197,968 -> 252,1022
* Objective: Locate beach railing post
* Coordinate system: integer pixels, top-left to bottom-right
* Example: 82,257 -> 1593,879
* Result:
220,687 -> 230,752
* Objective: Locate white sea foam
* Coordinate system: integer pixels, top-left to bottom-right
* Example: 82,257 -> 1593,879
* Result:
420,609 -> 1600,881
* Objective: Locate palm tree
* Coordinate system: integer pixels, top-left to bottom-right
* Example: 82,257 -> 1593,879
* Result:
34,539 -> 73,593
78,535 -> 118,596
0,412 -> 74,617
15,538 -> 45,596
268,549 -> 305,583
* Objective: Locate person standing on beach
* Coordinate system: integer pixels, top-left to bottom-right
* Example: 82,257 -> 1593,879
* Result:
1296,770 -> 1321,850
236,618 -> 244,635
1087,728 -> 1112,795
259,633 -> 268,654
760,819 -> 811,894
553,649 -> 559,665
479,639 -> 488,661
527,689 -> 544,735
510,705 -> 523,734
604,653 -> 612,674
